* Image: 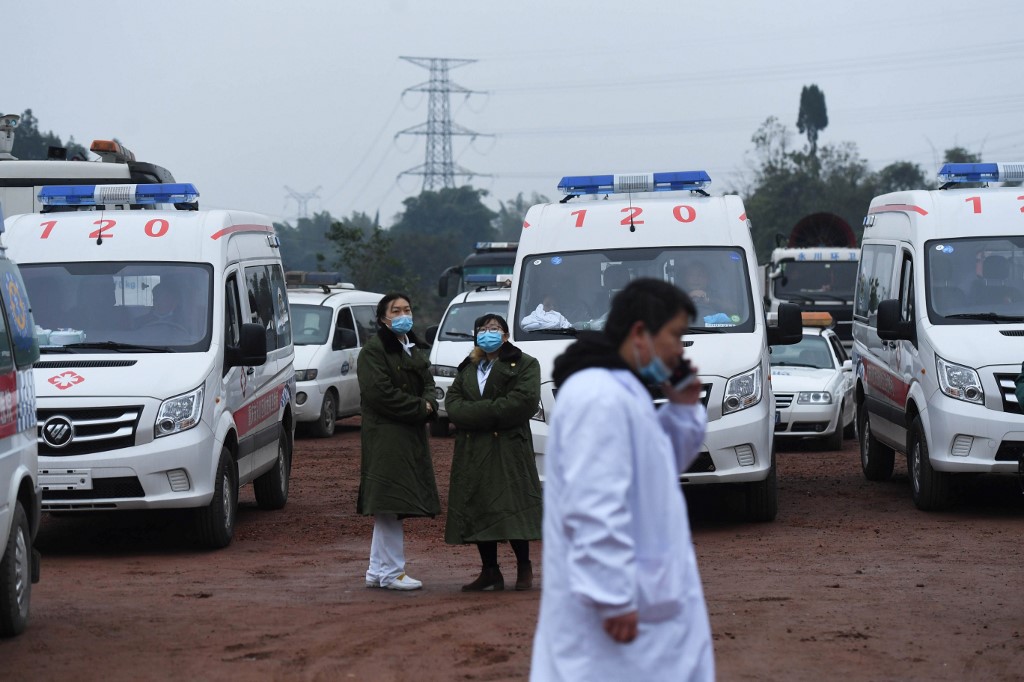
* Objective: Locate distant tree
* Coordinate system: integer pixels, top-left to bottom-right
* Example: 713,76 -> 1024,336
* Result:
871,161 -> 927,194
325,217 -> 415,295
275,211 -> 338,275
6,108 -> 87,160
494,192 -> 549,241
796,85 -> 828,162
943,146 -> 981,164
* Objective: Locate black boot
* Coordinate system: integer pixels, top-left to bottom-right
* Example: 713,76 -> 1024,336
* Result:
462,566 -> 504,592
515,561 -> 533,591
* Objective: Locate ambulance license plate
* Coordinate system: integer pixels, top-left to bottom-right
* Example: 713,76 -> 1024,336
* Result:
39,469 -> 93,491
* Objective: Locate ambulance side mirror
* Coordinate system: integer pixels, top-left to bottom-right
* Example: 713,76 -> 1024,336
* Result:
227,323 -> 268,368
876,299 -> 914,342
767,303 -> 803,346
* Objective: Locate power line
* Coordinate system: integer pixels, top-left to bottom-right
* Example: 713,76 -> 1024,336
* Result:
396,56 -> 492,191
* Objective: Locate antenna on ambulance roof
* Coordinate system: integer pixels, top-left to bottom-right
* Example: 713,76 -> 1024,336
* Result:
0,114 -> 20,160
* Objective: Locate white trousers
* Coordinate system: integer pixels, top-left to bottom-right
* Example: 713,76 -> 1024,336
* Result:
367,514 -> 407,586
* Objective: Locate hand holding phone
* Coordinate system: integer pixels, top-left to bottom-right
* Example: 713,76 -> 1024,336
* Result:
668,357 -> 697,391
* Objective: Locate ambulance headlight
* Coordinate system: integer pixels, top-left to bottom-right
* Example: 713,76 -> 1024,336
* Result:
156,385 -> 204,437
723,365 -> 763,414
935,356 -> 983,404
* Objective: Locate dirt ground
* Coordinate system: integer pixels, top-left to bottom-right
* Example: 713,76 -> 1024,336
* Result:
2,419 -> 1023,681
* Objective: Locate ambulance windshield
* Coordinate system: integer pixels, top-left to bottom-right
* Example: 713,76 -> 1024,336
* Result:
21,262 -> 213,352
924,237 -> 1024,324
773,260 -> 858,301
514,247 -> 754,338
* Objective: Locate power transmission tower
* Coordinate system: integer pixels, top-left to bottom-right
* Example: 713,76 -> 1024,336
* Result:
284,185 -> 322,221
397,56 -> 491,191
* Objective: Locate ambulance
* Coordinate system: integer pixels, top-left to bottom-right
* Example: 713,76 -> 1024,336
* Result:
509,170 -> 801,521
0,199 -> 41,636
3,183 -> 296,548
853,162 -> 1024,510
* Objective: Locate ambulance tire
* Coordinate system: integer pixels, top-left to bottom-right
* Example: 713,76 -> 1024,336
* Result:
429,417 -> 450,438
0,502 -> 32,637
909,416 -> 952,511
745,451 -> 778,522
255,425 -> 291,510
195,448 -> 238,549
311,391 -> 337,438
858,404 -> 894,481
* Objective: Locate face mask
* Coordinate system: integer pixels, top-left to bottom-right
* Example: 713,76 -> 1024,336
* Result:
635,334 -> 672,386
476,330 -> 504,353
390,315 -> 413,334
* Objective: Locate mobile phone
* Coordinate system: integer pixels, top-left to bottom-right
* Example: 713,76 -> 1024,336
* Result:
668,358 -> 697,390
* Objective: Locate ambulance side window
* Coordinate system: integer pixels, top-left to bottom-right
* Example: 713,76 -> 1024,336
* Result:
333,307 -> 356,351
0,301 -> 13,374
224,274 -> 242,376
352,305 -> 378,346
245,265 -> 278,352
268,264 -> 291,349
854,244 -> 896,325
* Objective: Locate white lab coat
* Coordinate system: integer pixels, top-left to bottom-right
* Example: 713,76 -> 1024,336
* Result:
530,367 -> 714,682
520,304 -> 572,331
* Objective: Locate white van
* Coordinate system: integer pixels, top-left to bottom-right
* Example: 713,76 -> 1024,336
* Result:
287,276 -> 383,437
853,162 -> 1024,510
0,201 -> 41,637
426,281 -> 511,437
3,183 -> 296,548
510,171 -> 801,521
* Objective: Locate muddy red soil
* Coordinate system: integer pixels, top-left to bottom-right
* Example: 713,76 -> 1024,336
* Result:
2,420 -> 1022,681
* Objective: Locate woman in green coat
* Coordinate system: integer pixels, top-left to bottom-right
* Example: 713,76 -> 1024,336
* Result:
357,293 -> 440,591
445,313 -> 542,591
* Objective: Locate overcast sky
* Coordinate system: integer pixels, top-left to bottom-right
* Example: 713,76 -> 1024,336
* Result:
7,1 -> 1024,226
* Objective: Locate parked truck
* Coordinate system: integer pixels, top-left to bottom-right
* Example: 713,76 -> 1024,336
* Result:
763,212 -> 859,348
437,241 -> 517,298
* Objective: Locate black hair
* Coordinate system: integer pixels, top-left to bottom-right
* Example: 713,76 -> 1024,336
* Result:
474,313 -> 509,334
604,278 -> 696,346
376,292 -> 412,328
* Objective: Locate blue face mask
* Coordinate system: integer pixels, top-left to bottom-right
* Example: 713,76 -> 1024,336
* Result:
390,315 -> 413,334
476,330 -> 504,353
635,334 -> 671,386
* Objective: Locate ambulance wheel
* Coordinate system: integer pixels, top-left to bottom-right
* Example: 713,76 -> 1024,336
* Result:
858,404 -> 894,481
255,425 -> 291,510
0,502 -> 32,637
909,416 -> 952,511
195,447 -> 238,549
745,451 -> 778,522
429,417 -> 450,438
311,392 -> 337,438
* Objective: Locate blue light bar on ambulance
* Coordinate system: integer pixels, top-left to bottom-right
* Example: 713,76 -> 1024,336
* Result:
38,183 -> 200,207
558,170 -> 711,196
936,162 -> 1024,184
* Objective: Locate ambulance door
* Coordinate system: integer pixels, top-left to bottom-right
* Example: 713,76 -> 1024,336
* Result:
855,242 -> 901,445
242,264 -> 283,476
888,248 -> 919,448
332,305 -> 360,416
222,271 -> 251,480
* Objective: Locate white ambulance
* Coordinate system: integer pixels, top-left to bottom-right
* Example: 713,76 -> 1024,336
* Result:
853,162 -> 1024,510
287,275 -> 383,437
0,200 -> 41,637
3,183 -> 296,548
510,170 -> 801,521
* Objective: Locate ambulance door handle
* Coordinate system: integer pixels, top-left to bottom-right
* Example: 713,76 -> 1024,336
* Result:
246,367 -> 255,375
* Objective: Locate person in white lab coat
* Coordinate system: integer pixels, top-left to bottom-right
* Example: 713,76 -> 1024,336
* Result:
530,278 -> 714,681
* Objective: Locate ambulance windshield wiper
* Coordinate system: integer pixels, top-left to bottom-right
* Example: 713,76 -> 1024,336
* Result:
524,328 -> 578,336
944,312 -> 1024,323
444,331 -> 474,339
59,341 -> 172,353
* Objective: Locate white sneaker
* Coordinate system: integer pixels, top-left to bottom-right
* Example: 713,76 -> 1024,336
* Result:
384,573 -> 423,591
365,576 -> 381,588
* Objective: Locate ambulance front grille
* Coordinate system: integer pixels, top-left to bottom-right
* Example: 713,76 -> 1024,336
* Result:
37,406 -> 144,457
